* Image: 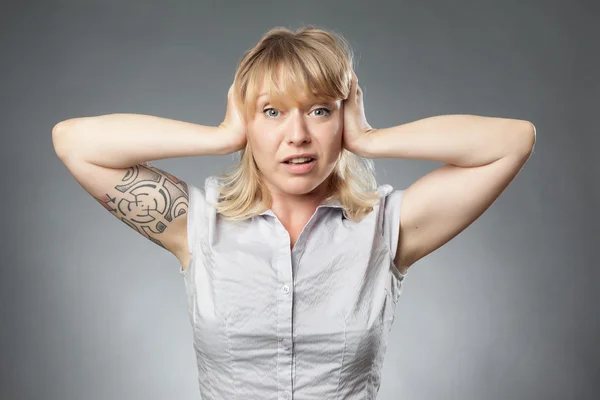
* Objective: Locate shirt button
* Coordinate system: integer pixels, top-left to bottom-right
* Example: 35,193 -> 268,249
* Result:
279,391 -> 290,400
281,284 -> 290,294
281,340 -> 290,350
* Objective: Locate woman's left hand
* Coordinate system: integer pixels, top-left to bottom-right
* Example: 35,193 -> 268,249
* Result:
342,70 -> 376,156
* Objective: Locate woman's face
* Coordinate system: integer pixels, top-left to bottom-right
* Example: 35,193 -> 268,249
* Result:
247,82 -> 344,197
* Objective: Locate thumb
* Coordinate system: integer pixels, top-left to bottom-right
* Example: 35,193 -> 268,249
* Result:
346,69 -> 359,106
227,84 -> 235,102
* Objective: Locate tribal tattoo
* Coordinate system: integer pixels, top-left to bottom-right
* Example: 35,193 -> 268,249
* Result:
94,162 -> 189,249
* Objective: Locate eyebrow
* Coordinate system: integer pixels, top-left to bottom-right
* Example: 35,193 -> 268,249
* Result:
256,94 -> 270,104
256,93 -> 334,106
256,95 -> 269,106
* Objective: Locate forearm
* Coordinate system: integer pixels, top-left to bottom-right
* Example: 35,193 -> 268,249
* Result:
360,114 -> 536,167
52,113 -> 232,168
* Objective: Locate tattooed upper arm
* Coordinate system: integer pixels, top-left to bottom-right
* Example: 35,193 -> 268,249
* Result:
62,159 -> 190,265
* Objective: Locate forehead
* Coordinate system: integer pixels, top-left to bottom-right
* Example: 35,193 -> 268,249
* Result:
250,64 -> 340,107
255,90 -> 318,104
255,93 -> 338,109
254,81 -> 330,104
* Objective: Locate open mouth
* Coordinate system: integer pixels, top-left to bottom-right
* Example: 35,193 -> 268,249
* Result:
283,158 -> 315,164
282,158 -> 317,173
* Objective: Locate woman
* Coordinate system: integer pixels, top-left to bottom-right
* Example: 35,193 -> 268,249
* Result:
52,26 -> 535,399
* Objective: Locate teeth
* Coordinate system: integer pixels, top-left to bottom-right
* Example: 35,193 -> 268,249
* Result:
288,157 -> 313,164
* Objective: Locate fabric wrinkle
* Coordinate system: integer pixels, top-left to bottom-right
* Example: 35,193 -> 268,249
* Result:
180,176 -> 408,399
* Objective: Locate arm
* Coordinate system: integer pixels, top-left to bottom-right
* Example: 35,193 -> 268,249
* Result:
52,113 -> 241,168
52,113 -> 243,270
359,114 -> 536,273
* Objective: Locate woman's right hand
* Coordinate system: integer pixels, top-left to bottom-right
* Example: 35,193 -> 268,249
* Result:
218,84 -> 247,154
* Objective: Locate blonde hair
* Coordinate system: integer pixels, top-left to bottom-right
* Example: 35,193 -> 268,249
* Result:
214,26 -> 381,221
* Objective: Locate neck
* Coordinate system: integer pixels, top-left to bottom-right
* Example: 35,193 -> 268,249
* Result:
263,176 -> 332,222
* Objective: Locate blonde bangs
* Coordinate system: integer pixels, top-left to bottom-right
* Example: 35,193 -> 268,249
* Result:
235,27 -> 353,122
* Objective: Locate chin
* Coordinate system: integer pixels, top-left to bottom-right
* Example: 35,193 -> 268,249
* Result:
271,173 -> 327,196
278,179 -> 320,195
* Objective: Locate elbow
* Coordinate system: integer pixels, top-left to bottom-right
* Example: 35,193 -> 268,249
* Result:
511,120 -> 536,156
52,118 -> 81,159
521,121 -> 536,153
52,118 -> 77,139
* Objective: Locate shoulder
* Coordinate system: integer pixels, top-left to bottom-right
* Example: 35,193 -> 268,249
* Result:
375,183 -> 405,260
186,176 -> 220,237
179,176 -> 221,273
375,183 -> 404,218
188,176 -> 220,207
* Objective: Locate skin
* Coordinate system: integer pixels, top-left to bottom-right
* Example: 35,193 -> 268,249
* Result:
245,69 -> 536,274
60,67 -> 533,275
246,79 -> 345,233
94,162 -> 189,250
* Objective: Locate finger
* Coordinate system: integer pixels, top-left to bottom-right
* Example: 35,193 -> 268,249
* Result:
347,69 -> 358,103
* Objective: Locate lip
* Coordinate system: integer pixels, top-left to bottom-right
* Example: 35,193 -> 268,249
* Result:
281,153 -> 317,163
282,158 -> 317,174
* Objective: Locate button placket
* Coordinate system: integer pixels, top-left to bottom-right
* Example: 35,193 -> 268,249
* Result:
276,226 -> 294,399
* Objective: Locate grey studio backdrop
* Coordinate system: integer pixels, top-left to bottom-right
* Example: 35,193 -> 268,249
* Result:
1,0 -> 598,399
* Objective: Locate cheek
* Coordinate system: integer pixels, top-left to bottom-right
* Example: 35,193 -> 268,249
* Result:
323,121 -> 343,146
325,121 -> 344,159
248,132 -> 278,170
250,133 -> 277,154
329,115 -> 343,139
247,125 -> 268,151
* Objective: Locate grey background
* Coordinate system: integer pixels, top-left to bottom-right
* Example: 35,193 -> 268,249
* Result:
1,0 -> 598,399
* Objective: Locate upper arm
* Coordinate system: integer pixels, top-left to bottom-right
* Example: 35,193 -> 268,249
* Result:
58,156 -> 190,266
395,142 -> 534,272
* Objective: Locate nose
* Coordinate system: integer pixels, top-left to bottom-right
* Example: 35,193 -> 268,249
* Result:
285,110 -> 311,145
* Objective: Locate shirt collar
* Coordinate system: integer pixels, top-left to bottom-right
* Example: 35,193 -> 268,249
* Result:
258,197 -> 347,219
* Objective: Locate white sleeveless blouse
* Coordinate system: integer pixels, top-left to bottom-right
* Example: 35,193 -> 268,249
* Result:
180,176 -> 407,399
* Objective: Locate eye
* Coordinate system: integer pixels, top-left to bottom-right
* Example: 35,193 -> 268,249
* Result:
263,107 -> 331,118
311,107 -> 331,117
263,108 -> 280,118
